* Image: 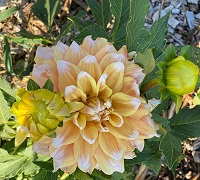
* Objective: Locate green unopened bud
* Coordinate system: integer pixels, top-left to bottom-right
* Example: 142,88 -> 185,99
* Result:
163,56 -> 199,95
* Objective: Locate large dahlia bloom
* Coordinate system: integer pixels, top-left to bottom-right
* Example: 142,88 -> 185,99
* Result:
31,36 -> 159,175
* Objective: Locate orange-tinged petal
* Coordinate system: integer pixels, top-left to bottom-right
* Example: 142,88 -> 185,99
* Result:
61,164 -> 77,174
99,132 -> 123,160
99,53 -> 126,71
54,42 -> 69,61
77,55 -> 102,81
109,112 -> 124,127
52,121 -> 80,148
57,60 -> 80,92
81,122 -> 98,144
105,119 -> 139,140
91,37 -> 110,55
77,71 -> 97,96
80,36 -> 94,53
64,41 -> 88,65
73,112 -> 86,130
15,126 -> 28,146
34,46 -> 54,64
65,85 -> 86,102
74,136 -> 98,172
103,62 -> 125,93
132,139 -> 145,152
94,146 -> 124,175
121,77 -> 140,97
111,92 -> 141,116
95,45 -> 116,63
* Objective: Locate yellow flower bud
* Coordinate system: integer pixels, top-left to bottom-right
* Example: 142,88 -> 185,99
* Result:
13,89 -> 70,144
163,56 -> 199,95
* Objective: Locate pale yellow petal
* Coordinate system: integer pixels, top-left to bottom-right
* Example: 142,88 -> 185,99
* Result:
109,112 -> 124,127
121,77 -> 140,97
111,92 -> 141,116
80,36 -> 94,53
99,53 -> 126,71
67,102 -> 84,113
15,126 -> 28,146
91,37 -> 110,55
64,41 -> 88,65
51,121 -> 80,148
34,46 -> 54,64
54,42 -> 69,61
57,60 -> 80,92
73,112 -> 86,130
60,164 -> 77,174
132,139 -> 145,152
105,119 -> 139,140
80,122 -> 98,144
77,71 -> 97,96
103,62 -> 125,93
99,132 -> 123,160
65,85 -> 86,102
74,136 -> 98,172
77,55 -> 102,81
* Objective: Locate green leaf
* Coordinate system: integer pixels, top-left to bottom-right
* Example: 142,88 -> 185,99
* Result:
180,45 -> 191,60
0,6 -> 19,22
152,113 -> 170,131
159,133 -> 182,171
126,141 -> 161,173
33,169 -> 58,180
0,77 -> 17,98
0,155 -> 27,178
137,12 -> 170,53
165,44 -> 176,62
69,17 -> 94,31
86,0 -> 111,29
33,160 -> 54,171
3,36 -> 14,74
0,124 -> 15,139
74,24 -> 109,43
27,79 -> 40,91
70,168 -> 93,180
0,90 -> 11,123
42,79 -> 54,92
31,0 -> 61,30
189,46 -> 200,67
134,49 -> 155,74
109,0 -> 130,49
126,0 -> 149,52
170,106 -> 200,141
56,21 -> 73,41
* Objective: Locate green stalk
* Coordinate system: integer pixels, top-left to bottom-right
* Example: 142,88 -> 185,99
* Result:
141,78 -> 160,93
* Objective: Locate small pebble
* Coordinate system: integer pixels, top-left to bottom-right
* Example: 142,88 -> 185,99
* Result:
152,10 -> 160,22
168,26 -> 175,34
172,8 -> 181,14
164,4 -> 174,12
186,10 -> 195,30
174,33 -> 182,39
187,0 -> 198,4
168,16 -> 179,28
195,13 -> 200,20
160,10 -> 167,17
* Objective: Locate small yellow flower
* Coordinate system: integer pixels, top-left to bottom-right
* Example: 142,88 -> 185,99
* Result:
12,89 -> 70,146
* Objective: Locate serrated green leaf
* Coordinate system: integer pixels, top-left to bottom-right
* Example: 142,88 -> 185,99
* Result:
170,106 -> 200,141
152,97 -> 170,115
159,133 -> 182,171
0,77 -> 17,98
165,44 -> 176,62
0,148 -> 8,156
31,0 -> 61,30
109,0 -> 130,49
0,155 -> 27,178
69,17 -> 94,31
3,36 -> 14,74
0,90 -> 11,123
0,6 -> 19,22
134,49 -> 155,74
137,12 -> 170,53
126,141 -> 161,173
71,168 -> 93,180
86,0 -> 111,29
0,124 -> 15,139
42,79 -> 54,92
33,169 -> 58,180
33,160 -> 54,171
180,45 -> 191,59
126,0 -> 149,52
190,46 -> 200,67
27,79 -> 40,91
56,21 -> 73,41
152,113 -> 170,131
74,24 -> 109,43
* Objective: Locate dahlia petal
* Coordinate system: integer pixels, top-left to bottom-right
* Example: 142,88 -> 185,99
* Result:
91,37 -> 110,55
97,74 -> 112,99
106,119 -> 139,140
125,62 -> 145,84
74,136 -> 97,172
29,122 -> 42,142
99,132 -> 123,160
80,36 -> 94,53
68,102 -> 84,113
77,71 -> 97,96
57,60 -> 80,92
54,42 -> 69,61
95,45 -> 116,63
61,164 -> 77,174
109,112 -> 124,127
56,105 -> 70,117
99,53 -> 126,71
94,147 -> 124,175
34,46 -> 54,64
77,55 -> 102,81
111,92 -> 141,116
65,85 -> 86,102
64,41 -> 88,65
32,136 -> 51,155
15,126 -> 28,146
81,123 -> 98,144
73,112 -> 86,130
130,115 -> 158,139
132,139 -> 145,152
103,62 -> 125,93
117,45 -> 129,59
52,121 -> 80,148
121,77 -> 140,97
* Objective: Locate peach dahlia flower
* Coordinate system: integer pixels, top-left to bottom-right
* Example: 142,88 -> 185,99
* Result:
32,36 -> 159,175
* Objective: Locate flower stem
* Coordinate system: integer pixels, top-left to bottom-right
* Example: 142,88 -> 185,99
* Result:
141,78 -> 160,93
